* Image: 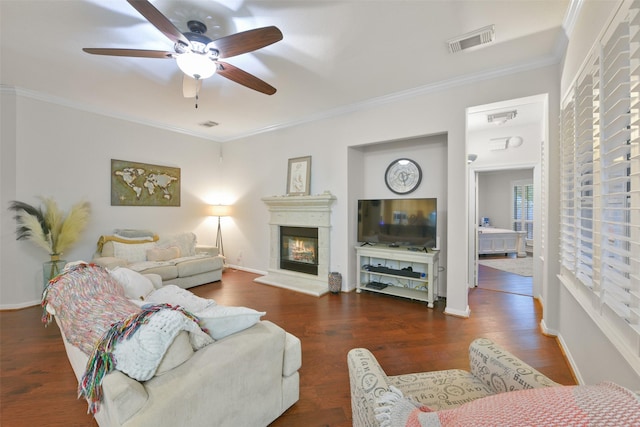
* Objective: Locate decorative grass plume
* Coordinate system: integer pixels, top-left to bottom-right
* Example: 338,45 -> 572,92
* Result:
9,198 -> 91,256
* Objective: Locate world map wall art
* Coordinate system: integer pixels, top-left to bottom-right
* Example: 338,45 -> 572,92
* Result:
111,159 -> 181,207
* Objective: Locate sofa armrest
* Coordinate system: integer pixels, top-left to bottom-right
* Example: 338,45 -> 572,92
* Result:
469,338 -> 560,394
92,256 -> 128,270
195,245 -> 219,257
347,348 -> 392,427
101,370 -> 148,425
143,273 -> 163,289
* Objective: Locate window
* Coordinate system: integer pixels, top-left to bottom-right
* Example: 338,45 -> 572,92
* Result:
560,3 -> 640,355
512,181 -> 534,244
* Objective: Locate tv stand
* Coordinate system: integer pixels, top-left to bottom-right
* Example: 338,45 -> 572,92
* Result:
360,241 -> 375,247
355,245 -> 439,308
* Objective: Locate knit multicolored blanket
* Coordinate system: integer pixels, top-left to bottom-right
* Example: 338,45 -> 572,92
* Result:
375,382 -> 640,426
42,263 -> 211,414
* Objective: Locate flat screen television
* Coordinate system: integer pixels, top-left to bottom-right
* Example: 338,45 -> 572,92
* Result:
357,198 -> 437,247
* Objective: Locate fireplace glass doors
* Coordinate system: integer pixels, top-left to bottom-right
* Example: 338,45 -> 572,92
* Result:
280,226 -> 319,275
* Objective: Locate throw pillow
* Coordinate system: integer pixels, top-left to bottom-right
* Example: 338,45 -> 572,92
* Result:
112,241 -> 157,263
145,284 -> 215,313
146,246 -> 180,262
113,229 -> 156,240
197,305 -> 266,340
158,232 -> 197,257
109,267 -> 155,300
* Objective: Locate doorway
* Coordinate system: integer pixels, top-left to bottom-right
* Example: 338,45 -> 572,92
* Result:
466,94 -> 546,298
475,169 -> 534,296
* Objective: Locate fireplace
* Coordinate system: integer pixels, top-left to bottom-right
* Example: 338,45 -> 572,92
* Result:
255,192 -> 336,296
280,226 -> 319,275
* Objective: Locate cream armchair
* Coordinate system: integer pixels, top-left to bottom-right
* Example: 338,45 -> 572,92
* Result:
347,337 -> 560,427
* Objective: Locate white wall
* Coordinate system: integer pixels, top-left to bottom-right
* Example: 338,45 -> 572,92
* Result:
478,169 -> 533,230
356,134 -> 448,295
3,53 -> 560,326
221,64 -> 560,317
468,122 -> 542,171
0,90 -> 221,308
560,0 -> 622,94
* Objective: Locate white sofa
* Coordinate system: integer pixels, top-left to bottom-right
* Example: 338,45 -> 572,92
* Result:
44,264 -> 301,427
93,231 -> 224,288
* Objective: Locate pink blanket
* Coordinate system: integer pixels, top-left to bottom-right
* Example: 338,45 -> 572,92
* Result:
376,382 -> 640,426
42,264 -> 207,414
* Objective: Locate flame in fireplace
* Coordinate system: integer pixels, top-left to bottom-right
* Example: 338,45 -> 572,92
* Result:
290,238 -> 316,264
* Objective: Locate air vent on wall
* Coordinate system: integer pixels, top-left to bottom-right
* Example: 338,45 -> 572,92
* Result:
448,25 -> 495,53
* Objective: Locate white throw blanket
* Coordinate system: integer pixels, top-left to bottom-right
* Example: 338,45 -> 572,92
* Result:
112,308 -> 211,381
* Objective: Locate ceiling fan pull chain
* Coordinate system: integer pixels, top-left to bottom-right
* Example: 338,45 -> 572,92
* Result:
195,75 -> 200,109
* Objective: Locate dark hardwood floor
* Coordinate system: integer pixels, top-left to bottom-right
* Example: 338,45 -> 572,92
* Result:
1,266 -> 575,427
477,253 -> 533,296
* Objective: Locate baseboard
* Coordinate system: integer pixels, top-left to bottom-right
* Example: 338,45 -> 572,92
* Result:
0,299 -> 41,311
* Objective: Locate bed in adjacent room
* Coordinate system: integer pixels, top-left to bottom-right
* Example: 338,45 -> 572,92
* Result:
478,228 -> 526,257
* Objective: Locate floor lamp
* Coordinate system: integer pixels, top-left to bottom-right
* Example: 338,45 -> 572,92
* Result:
209,205 -> 231,259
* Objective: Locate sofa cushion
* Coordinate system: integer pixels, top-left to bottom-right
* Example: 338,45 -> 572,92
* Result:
158,232 -> 197,257
112,241 -> 157,263
147,246 -> 180,262
198,305 -> 266,340
113,229 -> 156,240
130,263 -> 178,280
387,369 -> 493,411
92,256 -> 128,270
176,256 -> 224,277
109,267 -> 155,300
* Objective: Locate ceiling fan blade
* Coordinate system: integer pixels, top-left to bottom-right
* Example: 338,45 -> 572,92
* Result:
127,0 -> 190,47
183,75 -> 203,98
83,48 -> 174,59
212,26 -> 283,59
216,61 -> 276,95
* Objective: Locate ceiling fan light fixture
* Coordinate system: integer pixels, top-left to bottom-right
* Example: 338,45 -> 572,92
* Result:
176,52 -> 217,79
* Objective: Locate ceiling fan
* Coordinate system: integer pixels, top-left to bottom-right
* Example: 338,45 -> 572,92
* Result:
83,0 -> 283,101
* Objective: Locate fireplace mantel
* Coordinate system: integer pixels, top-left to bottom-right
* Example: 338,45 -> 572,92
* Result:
255,192 -> 336,296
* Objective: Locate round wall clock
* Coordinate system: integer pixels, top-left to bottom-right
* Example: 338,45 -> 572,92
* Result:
385,158 -> 422,194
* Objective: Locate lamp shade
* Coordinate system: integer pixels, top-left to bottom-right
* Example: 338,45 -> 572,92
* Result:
209,204 -> 231,217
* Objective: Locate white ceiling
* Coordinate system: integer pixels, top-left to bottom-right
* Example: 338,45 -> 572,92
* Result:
0,0 -> 572,142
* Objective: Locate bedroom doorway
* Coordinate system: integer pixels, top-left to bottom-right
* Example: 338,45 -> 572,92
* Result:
466,94 -> 546,298
474,168 -> 534,296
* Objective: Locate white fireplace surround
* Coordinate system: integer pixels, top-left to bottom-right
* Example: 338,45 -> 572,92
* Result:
255,192 -> 336,296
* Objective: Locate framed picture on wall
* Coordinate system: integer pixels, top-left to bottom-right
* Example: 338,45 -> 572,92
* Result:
111,159 -> 181,206
286,156 -> 311,196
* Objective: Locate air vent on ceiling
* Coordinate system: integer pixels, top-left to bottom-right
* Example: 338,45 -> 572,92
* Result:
199,121 -> 219,128
448,25 -> 495,53
487,110 -> 517,124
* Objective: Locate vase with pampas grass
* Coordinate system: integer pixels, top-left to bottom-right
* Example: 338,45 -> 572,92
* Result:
8,198 -> 91,285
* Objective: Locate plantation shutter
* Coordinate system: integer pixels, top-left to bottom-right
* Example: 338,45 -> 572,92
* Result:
512,183 -> 534,242
560,99 -> 576,273
599,12 -> 639,327
575,70 -> 596,288
559,0 -> 640,352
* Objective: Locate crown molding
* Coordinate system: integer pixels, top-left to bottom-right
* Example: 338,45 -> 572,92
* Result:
0,85 -> 223,143
227,53 -> 561,142
3,50 -> 561,144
